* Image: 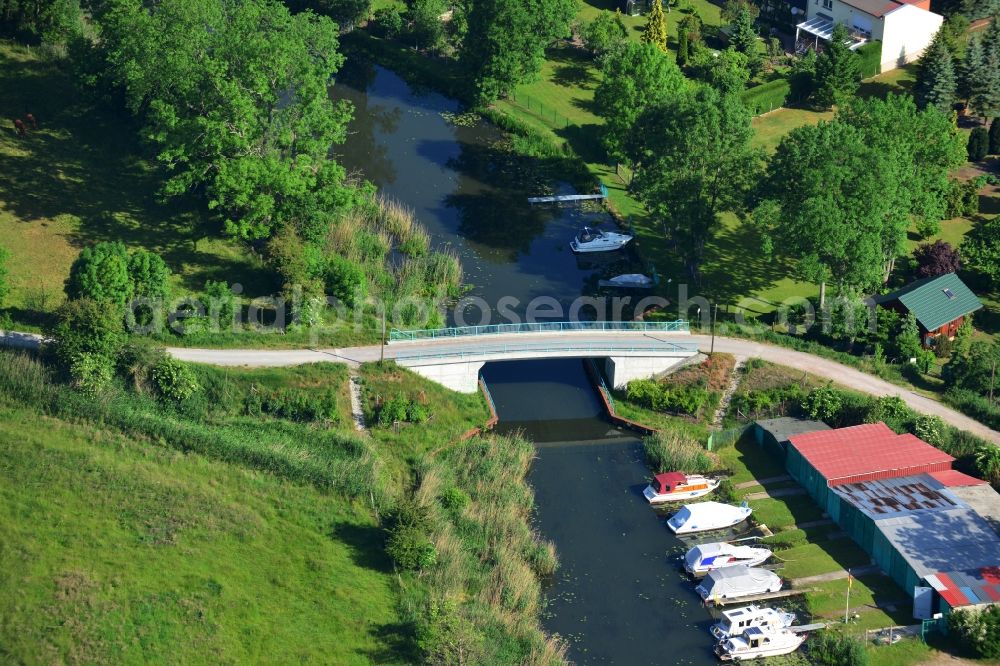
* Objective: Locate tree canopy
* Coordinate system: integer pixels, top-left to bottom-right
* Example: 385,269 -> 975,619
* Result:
915,29 -> 957,113
461,0 -> 576,103
94,0 -> 355,242
812,24 -> 861,109
65,242 -> 133,306
729,6 -> 762,75
629,85 -> 761,279
913,240 -> 962,278
962,216 -> 1000,289
593,41 -> 687,163
583,10 -> 628,56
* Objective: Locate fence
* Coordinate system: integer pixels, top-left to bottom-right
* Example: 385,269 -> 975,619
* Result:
707,423 -> 751,451
390,319 -> 690,341
393,340 -> 699,362
508,90 -> 572,129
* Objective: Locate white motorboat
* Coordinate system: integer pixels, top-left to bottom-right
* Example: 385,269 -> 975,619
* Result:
709,605 -> 797,641
598,273 -> 656,289
570,227 -> 632,253
667,501 -> 752,535
684,542 -> 772,576
696,566 -> 783,603
714,627 -> 806,661
644,472 -> 720,505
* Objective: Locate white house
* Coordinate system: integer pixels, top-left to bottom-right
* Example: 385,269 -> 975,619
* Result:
795,0 -> 943,72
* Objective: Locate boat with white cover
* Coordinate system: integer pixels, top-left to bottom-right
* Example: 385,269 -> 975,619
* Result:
684,542 -> 772,575
696,566 -> 783,603
667,501 -> 752,535
709,605 -> 797,641
598,273 -> 656,289
714,626 -> 806,661
570,227 -> 632,253
644,472 -> 720,505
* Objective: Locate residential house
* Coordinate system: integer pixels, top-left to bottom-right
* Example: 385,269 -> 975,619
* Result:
874,272 -> 983,347
795,0 -> 943,72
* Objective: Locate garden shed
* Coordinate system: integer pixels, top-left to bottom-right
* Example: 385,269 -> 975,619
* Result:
874,272 -> 983,346
753,417 -> 829,461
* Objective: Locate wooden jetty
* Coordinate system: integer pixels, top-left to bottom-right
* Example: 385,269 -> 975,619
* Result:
706,588 -> 814,607
528,183 -> 608,204
789,623 -> 827,634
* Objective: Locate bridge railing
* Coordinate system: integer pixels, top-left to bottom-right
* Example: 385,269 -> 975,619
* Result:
389,320 -> 690,342
393,340 -> 699,362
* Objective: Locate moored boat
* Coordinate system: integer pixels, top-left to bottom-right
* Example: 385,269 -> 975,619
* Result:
684,541 -> 772,576
598,273 -> 656,289
570,227 -> 632,253
709,605 -> 797,641
644,472 -> 720,505
714,627 -> 806,661
667,501 -> 752,535
696,566 -> 783,603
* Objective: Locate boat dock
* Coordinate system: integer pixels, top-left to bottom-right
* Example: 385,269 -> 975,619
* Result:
788,623 -> 827,634
528,183 -> 608,204
706,588 -> 813,607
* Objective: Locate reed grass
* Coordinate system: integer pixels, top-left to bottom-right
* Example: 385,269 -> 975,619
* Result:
643,429 -> 714,474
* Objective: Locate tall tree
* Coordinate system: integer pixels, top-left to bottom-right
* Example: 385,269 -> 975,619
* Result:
461,0 -> 576,103
641,0 -> 668,53
729,6 -> 762,76
582,10 -> 628,57
96,0 -> 354,242
837,94 -> 965,253
285,0 -> 370,27
913,240 -> 962,278
962,217 -> 1000,289
629,86 -> 761,280
990,116 -> 1000,154
0,0 -> 81,42
964,28 -> 1000,121
915,29 -> 957,113
760,121 -> 891,305
698,47 -> 751,95
593,41 -> 687,163
812,24 -> 861,109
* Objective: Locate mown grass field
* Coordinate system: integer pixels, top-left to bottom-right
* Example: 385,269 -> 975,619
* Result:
0,399 -> 407,664
0,42 -> 272,330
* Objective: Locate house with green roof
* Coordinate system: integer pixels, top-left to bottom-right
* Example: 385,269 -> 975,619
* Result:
874,273 -> 983,346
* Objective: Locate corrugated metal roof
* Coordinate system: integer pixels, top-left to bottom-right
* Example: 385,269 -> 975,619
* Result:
926,470 -> 987,488
787,423 -> 955,486
875,273 -> 983,332
832,474 -> 963,520
926,568 -> 1000,609
876,508 -> 1000,580
756,417 -> 830,444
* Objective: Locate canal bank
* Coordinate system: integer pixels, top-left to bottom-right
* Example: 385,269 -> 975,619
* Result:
483,359 -> 717,664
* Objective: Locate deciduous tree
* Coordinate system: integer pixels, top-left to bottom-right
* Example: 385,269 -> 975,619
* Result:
461,0 -> 576,103
593,41 -> 687,163
962,217 -> 1000,289
913,240 -> 962,278
629,85 -> 761,279
583,10 -> 628,57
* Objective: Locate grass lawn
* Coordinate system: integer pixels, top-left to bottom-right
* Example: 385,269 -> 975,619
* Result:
0,42 -> 275,330
0,399 -> 407,664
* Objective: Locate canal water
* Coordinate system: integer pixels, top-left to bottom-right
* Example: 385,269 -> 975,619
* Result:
330,62 -> 642,322
332,65 -> 716,663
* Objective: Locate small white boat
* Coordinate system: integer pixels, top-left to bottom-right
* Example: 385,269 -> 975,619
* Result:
598,273 -> 656,289
696,566 -> 783,603
684,542 -> 772,576
709,605 -> 797,641
570,227 -> 632,253
667,501 -> 752,535
714,627 -> 806,661
644,472 -> 720,505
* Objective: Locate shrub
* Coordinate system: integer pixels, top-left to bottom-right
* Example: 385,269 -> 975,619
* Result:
801,385 -> 842,422
438,486 -> 470,518
914,414 -> 946,446
626,379 -> 714,417
968,126 -> 990,161
151,357 -> 200,402
68,352 -> 115,394
949,606 -> 1000,659
865,395 -> 910,432
65,241 -> 132,305
204,280 -> 238,329
990,117 -> 1000,155
582,10 -> 628,56
808,632 -> 868,666
49,298 -> 126,371
945,178 -> 980,218
371,6 -> 403,38
326,254 -> 367,308
643,430 -> 713,473
740,78 -> 790,115
386,501 -> 438,571
128,249 -> 171,299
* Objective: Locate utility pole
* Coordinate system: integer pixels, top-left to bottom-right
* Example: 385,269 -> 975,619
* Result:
380,309 -> 386,364
990,358 -> 996,405
845,571 -> 853,624
711,303 -> 718,356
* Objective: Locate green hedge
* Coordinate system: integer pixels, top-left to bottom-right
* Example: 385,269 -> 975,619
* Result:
741,78 -> 791,115
857,41 -> 881,79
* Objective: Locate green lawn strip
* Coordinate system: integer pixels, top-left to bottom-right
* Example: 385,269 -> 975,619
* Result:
806,575 -> 907,619
776,540 -> 871,580
0,42 -> 265,325
359,361 -> 491,462
866,639 -> 934,666
0,401 -> 405,664
715,436 -> 788,485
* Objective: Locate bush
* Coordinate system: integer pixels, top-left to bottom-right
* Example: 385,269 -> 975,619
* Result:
740,78 -> 790,115
49,298 -> 126,371
378,394 -> 410,426
945,178 -> 980,218
371,6 -> 403,38
643,430 -> 713,473
801,385 -> 842,422
151,357 -> 200,402
326,254 -> 367,308
949,606 -> 1000,659
627,379 -> 714,417
808,632 -> 868,666
968,126 -> 990,161
68,352 -> 115,394
386,501 -> 438,571
438,486 -> 470,518
65,241 -> 133,305
245,386 -> 339,423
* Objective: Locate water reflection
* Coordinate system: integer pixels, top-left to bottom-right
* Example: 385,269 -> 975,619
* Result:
483,359 -> 716,665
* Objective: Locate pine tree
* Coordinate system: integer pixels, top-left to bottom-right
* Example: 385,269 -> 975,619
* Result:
990,117 -> 1000,154
958,35 -> 984,103
966,25 -> 1000,121
641,0 -> 668,53
812,24 -> 861,109
677,27 -> 690,66
915,30 -> 957,113
729,6 -> 762,76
